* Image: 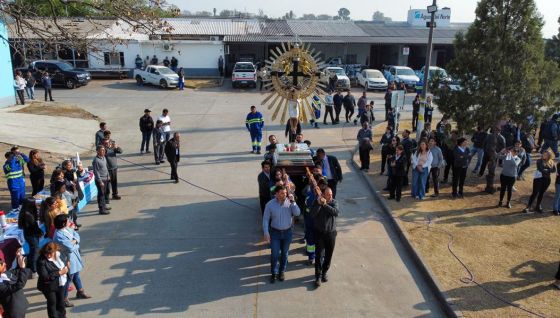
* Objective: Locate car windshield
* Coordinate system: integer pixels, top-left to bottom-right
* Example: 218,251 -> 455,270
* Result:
57,62 -> 74,71
365,70 -> 383,78
158,68 -> 176,75
429,69 -> 448,78
329,68 -> 345,76
396,68 -> 415,76
234,64 -> 255,71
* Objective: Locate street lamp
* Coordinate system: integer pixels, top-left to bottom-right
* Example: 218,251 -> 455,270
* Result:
417,0 -> 437,140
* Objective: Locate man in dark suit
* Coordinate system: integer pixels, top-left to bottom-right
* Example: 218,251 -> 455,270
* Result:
164,132 -> 181,183
0,251 -> 30,318
400,129 -> 416,186
314,148 -> 343,198
258,161 -> 272,215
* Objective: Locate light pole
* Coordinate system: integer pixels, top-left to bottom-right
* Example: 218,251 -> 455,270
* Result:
417,0 -> 437,140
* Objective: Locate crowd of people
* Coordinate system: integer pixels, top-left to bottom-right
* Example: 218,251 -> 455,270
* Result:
253,104 -> 343,288
2,145 -> 92,317
13,70 -> 55,105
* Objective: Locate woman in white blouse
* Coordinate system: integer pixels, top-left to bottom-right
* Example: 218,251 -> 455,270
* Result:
411,140 -> 433,200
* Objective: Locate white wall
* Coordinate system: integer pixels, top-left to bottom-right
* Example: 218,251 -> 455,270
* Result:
87,40 -> 143,69
140,41 -> 224,69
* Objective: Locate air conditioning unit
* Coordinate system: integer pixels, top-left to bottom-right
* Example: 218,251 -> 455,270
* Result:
210,36 -> 220,41
163,43 -> 174,51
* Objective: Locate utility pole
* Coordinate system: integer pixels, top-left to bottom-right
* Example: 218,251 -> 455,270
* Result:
417,0 -> 437,140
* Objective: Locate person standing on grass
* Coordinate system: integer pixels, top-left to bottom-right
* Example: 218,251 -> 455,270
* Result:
158,109 -> 172,142
164,132 -> 181,184
411,140 -> 433,200
553,161 -> 560,216
384,88 -> 392,122
426,137 -> 444,197
412,94 -> 420,131
524,149 -> 556,214
27,149 -> 46,196
139,109 -> 154,154
400,129 -> 416,187
14,71 -> 26,105
380,126 -> 394,176
388,145 -> 406,202
451,138 -> 471,199
497,147 -> 521,209
262,185 -> 301,284
470,126 -> 487,174
357,122 -> 373,172
311,187 -> 339,288
42,72 -> 54,102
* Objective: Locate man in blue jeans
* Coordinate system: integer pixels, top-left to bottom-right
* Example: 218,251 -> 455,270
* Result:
139,109 -> 154,154
262,185 -> 301,283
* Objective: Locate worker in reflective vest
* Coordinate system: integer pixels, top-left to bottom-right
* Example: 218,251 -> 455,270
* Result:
3,147 -> 29,210
245,106 -> 265,154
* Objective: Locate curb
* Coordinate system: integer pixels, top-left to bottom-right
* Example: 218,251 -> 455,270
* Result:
349,143 -> 464,317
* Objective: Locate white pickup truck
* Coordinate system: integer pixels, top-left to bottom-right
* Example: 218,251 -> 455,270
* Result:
232,62 -> 257,88
134,65 -> 179,89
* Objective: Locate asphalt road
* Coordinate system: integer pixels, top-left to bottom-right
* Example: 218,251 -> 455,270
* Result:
23,80 -> 445,317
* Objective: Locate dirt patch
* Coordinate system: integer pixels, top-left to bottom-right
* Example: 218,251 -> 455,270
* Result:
364,120 -> 560,318
12,102 -> 99,120
185,79 -> 222,89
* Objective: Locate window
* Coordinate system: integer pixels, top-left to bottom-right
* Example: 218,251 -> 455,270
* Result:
103,52 -> 125,66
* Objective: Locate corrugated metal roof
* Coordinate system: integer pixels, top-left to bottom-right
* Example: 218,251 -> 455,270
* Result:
7,18 -> 115,39
356,21 -> 469,42
157,18 -> 262,35
287,20 -> 369,37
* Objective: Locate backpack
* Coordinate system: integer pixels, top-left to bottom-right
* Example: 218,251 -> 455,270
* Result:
545,120 -> 559,140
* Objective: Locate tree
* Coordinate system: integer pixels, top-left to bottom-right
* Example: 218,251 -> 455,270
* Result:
337,8 -> 350,21
1,0 -> 174,55
372,10 -> 392,22
434,0 -> 560,133
300,14 -> 317,20
219,9 -> 234,17
545,17 -> 560,65
316,14 -> 333,20
213,8 -> 217,17
193,11 -> 213,17
283,10 -> 295,20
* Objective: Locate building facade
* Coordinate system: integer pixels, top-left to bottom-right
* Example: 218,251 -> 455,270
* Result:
0,19 -> 14,108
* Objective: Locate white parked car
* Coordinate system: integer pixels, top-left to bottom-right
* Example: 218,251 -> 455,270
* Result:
357,69 -> 388,91
320,67 -> 351,90
134,65 -> 179,88
232,62 -> 257,88
383,65 -> 420,90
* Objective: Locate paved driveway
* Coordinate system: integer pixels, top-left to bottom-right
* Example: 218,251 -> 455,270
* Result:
24,80 -> 444,317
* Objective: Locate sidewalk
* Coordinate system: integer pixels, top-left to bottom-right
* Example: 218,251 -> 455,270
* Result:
0,104 -> 98,155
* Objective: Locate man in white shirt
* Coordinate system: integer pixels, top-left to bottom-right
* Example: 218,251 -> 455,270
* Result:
158,109 -> 172,142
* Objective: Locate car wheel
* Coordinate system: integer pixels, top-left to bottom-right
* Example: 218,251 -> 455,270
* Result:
160,79 -> 168,89
135,75 -> 143,85
65,79 -> 76,89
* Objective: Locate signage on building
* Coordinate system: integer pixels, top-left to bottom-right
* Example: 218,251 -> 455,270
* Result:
402,46 -> 410,56
407,8 -> 451,27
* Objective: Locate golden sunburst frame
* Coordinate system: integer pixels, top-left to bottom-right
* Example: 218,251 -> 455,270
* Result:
260,41 -> 328,125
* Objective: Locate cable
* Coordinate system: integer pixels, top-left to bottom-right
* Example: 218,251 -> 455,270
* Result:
50,137 -> 258,213
397,215 -> 548,318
